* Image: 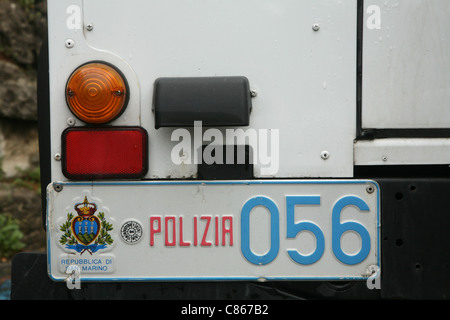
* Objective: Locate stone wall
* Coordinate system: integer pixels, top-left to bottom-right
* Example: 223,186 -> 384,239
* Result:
0,0 -> 47,177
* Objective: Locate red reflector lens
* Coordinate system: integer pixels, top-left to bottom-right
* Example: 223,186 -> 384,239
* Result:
62,127 -> 148,180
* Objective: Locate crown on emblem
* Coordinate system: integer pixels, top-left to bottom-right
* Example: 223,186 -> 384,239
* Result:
74,196 -> 97,218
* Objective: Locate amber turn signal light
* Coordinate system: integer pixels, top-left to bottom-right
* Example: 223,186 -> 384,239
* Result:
66,62 -> 129,124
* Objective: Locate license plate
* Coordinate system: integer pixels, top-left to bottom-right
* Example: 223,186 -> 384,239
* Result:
47,180 -> 380,281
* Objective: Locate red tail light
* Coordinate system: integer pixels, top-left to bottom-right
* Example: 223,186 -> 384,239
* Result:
62,127 -> 148,180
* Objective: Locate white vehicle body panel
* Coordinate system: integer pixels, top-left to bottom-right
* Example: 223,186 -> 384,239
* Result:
48,0 -> 358,180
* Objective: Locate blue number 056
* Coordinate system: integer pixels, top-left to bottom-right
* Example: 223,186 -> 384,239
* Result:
240,195 -> 371,266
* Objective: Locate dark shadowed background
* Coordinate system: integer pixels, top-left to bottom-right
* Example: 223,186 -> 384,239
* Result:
0,0 -> 48,296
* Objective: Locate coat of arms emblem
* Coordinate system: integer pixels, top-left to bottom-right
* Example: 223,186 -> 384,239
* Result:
59,196 -> 114,255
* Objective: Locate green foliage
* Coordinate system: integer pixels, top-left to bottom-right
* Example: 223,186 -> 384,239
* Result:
97,212 -> 114,246
18,0 -> 41,22
0,214 -> 25,259
59,212 -> 76,246
0,158 -> 5,181
12,166 -> 41,193
19,0 -> 35,7
14,166 -> 40,183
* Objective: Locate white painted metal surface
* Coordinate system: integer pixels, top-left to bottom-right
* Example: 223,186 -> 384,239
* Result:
48,0 -> 357,179
362,0 -> 450,129
47,180 -> 380,281
355,138 -> 450,166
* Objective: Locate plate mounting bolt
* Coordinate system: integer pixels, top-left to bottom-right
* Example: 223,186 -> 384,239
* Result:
53,183 -> 63,192
366,185 -> 375,194
321,150 -> 330,160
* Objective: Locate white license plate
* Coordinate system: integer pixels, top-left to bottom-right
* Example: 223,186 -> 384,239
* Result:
47,180 -> 380,281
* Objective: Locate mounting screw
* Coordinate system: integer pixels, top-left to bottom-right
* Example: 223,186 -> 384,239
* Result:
65,39 -> 75,48
54,153 -> 61,161
366,185 -> 375,194
67,117 -> 76,126
250,90 -> 257,98
86,23 -> 94,31
321,150 -> 330,160
312,23 -> 320,31
53,183 -> 63,192
382,155 -> 388,162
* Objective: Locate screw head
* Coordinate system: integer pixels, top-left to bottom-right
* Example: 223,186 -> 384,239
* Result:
321,150 -> 330,160
312,23 -> 320,31
65,39 -> 75,48
53,183 -> 63,192
54,153 -> 61,161
366,185 -> 375,194
86,23 -> 94,31
67,118 -> 76,126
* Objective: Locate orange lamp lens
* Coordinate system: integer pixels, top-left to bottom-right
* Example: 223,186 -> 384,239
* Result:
66,62 -> 128,124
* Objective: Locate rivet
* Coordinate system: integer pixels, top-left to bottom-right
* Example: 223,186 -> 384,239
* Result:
65,39 -> 75,48
67,118 -> 76,126
53,183 -> 63,192
366,185 -> 374,194
321,150 -> 330,160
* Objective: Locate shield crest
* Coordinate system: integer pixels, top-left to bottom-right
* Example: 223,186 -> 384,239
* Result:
72,196 -> 101,246
71,215 -> 101,245
59,196 -> 114,255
